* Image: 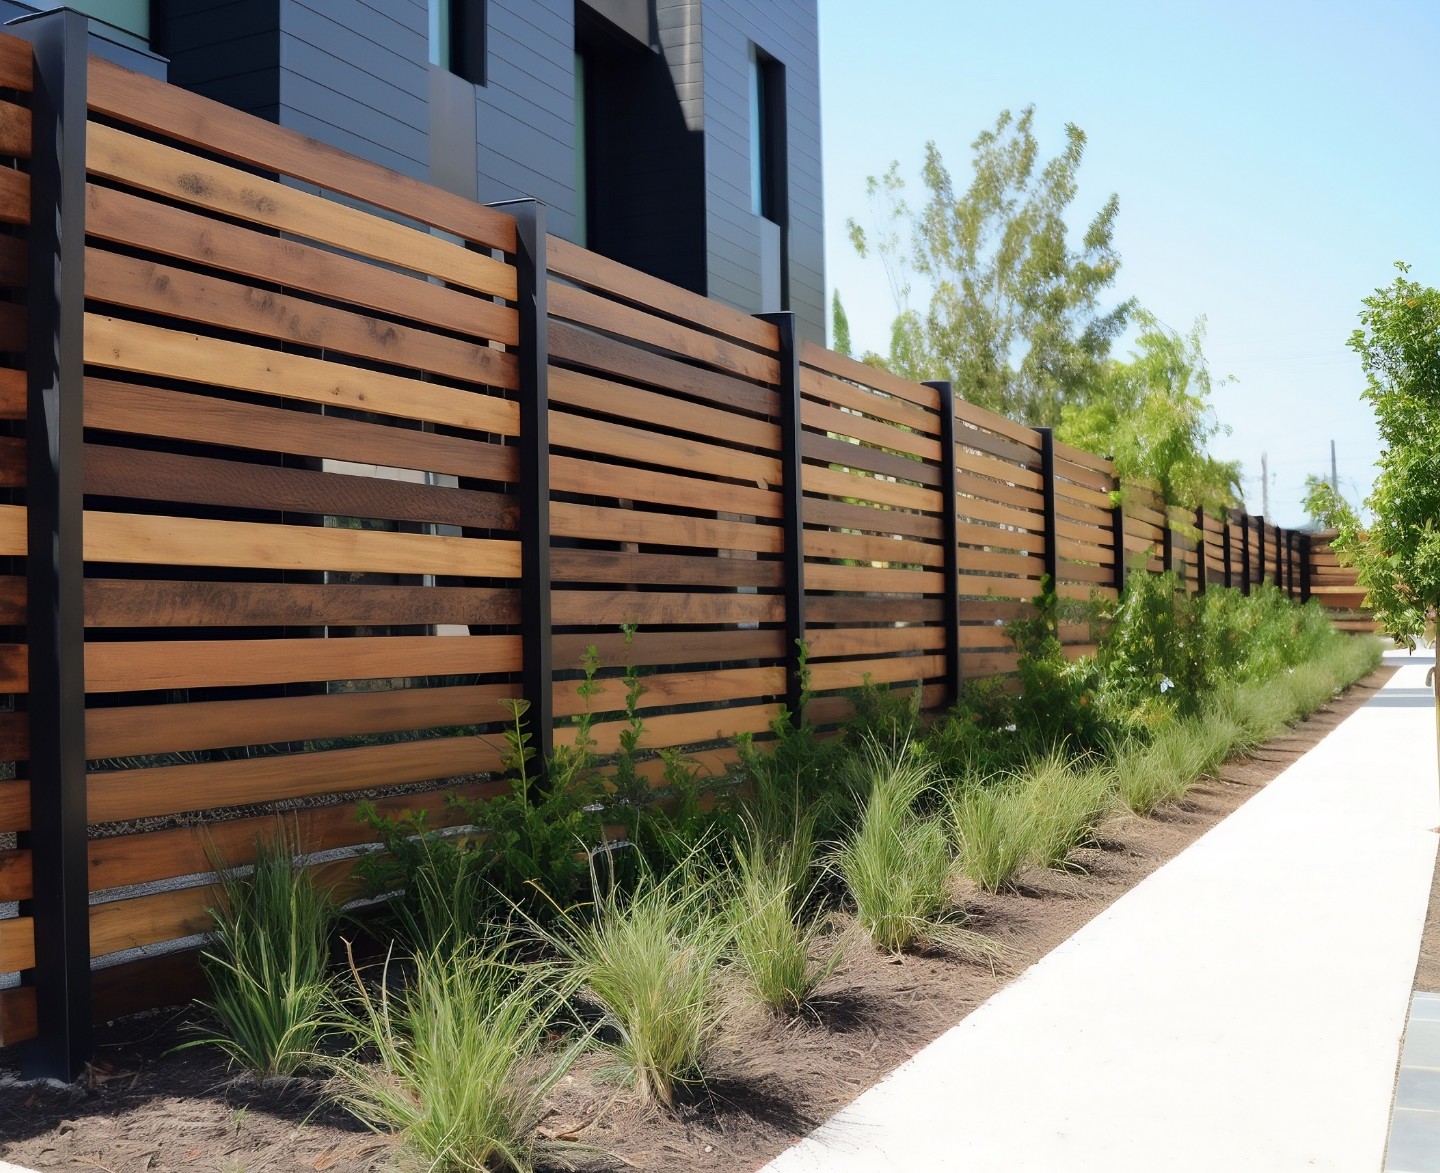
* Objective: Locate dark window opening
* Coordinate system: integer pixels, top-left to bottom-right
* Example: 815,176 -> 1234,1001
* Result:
430,0 -> 486,86
749,45 -> 785,224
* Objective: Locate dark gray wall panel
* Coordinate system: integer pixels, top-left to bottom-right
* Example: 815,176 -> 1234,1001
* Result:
156,0 -> 281,113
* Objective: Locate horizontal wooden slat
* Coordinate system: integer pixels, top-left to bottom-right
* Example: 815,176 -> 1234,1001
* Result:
552,454 -> 782,519
84,511 -> 521,578
551,409 -> 780,486
0,847 -> 30,902
552,628 -> 783,669
87,250 -> 519,388
805,596 -> 942,624
548,280 -> 779,384
89,57 -> 515,251
1053,454 -> 1114,496
809,653 -> 945,692
86,380 -> 518,486
957,520 -> 1045,554
955,492 -> 1043,530
86,445 -> 517,532
0,915 -> 34,972
85,634 -> 521,693
86,683 -> 516,760
551,320 -> 776,418
551,589 -> 782,627
86,121 -> 516,298
0,502 -> 23,555
805,464 -> 942,513
956,573 -> 1044,599
0,167 -> 28,226
804,626 -> 942,659
0,985 -> 36,1047
85,579 -> 518,629
84,316 -> 520,435
89,737 -> 508,823
550,548 -> 784,589
0,710 -> 24,762
800,341 -> 939,411
801,398 -> 941,462
803,431 -> 941,488
800,365 -> 940,435
547,234 -> 774,349
556,665 -> 783,719
0,32 -> 32,92
805,563 -> 944,594
804,528 -> 944,568
586,702 -> 781,755
803,496 -> 942,542
0,780 -> 26,832
86,184 -> 519,347
551,502 -> 782,554
0,365 -> 23,418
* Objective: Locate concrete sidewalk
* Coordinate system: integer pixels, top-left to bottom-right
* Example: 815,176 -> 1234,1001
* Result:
763,650 -> 1438,1173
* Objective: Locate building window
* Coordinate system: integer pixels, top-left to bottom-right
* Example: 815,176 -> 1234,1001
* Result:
749,45 -> 783,221
430,0 -> 486,86
573,50 -> 588,247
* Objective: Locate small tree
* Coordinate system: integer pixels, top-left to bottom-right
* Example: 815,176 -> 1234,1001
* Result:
1306,263 -> 1440,775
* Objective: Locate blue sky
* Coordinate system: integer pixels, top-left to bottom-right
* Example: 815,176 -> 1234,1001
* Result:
819,0 -> 1440,526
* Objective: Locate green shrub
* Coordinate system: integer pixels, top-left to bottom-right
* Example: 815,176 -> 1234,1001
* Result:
328,943 -> 588,1173
192,831 -> 336,1078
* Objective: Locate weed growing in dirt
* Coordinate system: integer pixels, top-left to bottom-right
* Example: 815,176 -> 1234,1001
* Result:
327,941 -> 589,1173
191,830 -> 336,1078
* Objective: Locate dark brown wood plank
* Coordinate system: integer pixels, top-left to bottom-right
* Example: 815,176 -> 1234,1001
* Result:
0,32 -> 32,92
91,950 -> 207,1025
0,366 -> 23,418
551,502 -> 783,555
88,57 -> 516,252
0,847 -> 29,901
84,579 -> 518,629
547,234 -> 774,348
549,548 -> 784,589
0,709 -> 25,762
799,341 -> 938,410
556,666 -> 784,719
0,985 -> 36,1047
550,320 -> 778,419
0,301 -> 22,353
800,365 -> 939,435
804,596 -> 942,624
85,184 -> 518,346
86,250 -> 519,389
85,444 -> 518,531
801,397 -> 941,462
0,168 -> 28,226
84,380 -> 520,485
0,99 -> 28,159
550,410 -> 781,487
551,589 -> 783,627
0,780 -> 26,832
552,454 -> 782,520
552,628 -> 783,670
0,434 -> 21,487
803,431 -> 942,488
0,233 -> 25,287
802,496 -> 942,542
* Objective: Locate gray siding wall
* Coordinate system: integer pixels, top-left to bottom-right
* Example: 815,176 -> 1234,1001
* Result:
698,0 -> 823,344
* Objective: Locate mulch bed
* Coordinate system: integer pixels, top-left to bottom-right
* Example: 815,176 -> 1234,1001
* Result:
0,666 -> 1394,1173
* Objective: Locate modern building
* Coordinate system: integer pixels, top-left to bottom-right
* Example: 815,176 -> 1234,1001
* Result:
7,0 -> 825,342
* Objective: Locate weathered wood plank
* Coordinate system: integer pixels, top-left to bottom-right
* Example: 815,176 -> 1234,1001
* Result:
551,502 -> 783,554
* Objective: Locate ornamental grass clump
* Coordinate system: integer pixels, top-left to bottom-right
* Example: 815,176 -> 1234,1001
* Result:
191,831 -> 336,1079
545,858 -> 727,1106
1019,749 -> 1117,870
328,942 -> 589,1173
1112,735 -> 1190,817
948,781 -> 1037,893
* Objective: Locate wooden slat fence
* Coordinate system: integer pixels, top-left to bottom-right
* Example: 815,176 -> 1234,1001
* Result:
0,23 -> 1373,1076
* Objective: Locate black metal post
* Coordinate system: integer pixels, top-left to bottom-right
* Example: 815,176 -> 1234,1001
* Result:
1194,506 -> 1207,595
924,380 -> 961,706
1285,530 -> 1296,598
487,198 -> 552,780
1109,474 -> 1126,595
1161,509 -> 1174,578
1036,428 -> 1059,606
1255,515 -> 1266,589
1300,533 -> 1312,603
1221,512 -> 1232,589
1240,511 -> 1251,595
1275,523 -> 1283,588
14,8 -> 91,1082
760,312 -> 806,722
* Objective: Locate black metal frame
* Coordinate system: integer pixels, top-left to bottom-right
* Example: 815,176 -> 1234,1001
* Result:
1239,511 -> 1251,595
1193,506 -> 1206,595
487,198 -> 553,782
1300,533 -> 1312,603
924,381 -> 961,706
1109,482 -> 1126,595
760,312 -> 806,721
13,8 -> 91,1082
1036,428 -> 1058,601
1221,512 -> 1232,589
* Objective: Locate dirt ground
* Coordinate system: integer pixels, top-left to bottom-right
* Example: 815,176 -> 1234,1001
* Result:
0,667 -> 1394,1173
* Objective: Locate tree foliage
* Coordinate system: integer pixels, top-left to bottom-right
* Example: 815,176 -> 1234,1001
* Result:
1057,310 -> 1240,511
1305,263 -> 1440,648
845,106 -> 1133,425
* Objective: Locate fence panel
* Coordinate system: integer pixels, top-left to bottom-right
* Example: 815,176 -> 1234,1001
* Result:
75,58 -> 524,1012
1051,439 -> 1118,658
1308,531 -> 1377,631
545,237 -> 788,774
0,28 -> 34,1048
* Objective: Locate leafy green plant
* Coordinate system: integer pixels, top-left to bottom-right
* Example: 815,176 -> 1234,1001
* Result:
541,856 -> 727,1106
191,830 -> 336,1078
327,942 -> 590,1173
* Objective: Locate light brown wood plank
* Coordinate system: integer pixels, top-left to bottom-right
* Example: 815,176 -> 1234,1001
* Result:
550,589 -> 783,627
805,596 -> 941,624
809,653 -> 944,692
803,496 -> 941,542
88,736 -> 508,823
547,234 -> 774,349
799,341 -> 939,410
552,628 -> 782,670
83,510 -> 521,578
0,366 -> 23,418
89,57 -> 515,251
549,364 -> 779,451
803,431 -> 942,488
801,397 -> 941,463
0,32 -> 31,92
86,684 -> 516,760
957,548 -> 1041,578
0,915 -> 33,972
956,520 -> 1045,555
0,780 -> 26,833
551,454 -> 782,519
555,665 -> 784,718
956,573 -> 1044,600
804,626 -> 941,659
85,380 -> 518,486
85,634 -> 522,693
551,501 -> 783,554
0,643 -> 26,691
85,184 -> 518,347
804,563 -> 944,594
0,848 -> 30,902
0,168 -> 28,226
87,250 -> 519,388
952,468 -> 1043,512
84,316 -> 521,435
803,528 -> 944,568
0,502 -> 22,555
585,703 -> 781,755
550,408 -> 781,486
548,280 -> 780,384
955,492 -> 1042,530
804,464 -> 942,513
0,99 -> 30,159
799,365 -> 939,434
